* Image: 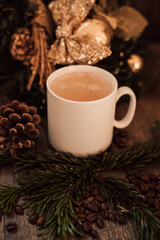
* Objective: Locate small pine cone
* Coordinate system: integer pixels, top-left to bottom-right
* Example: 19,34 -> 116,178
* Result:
10,28 -> 35,66
0,100 -> 41,157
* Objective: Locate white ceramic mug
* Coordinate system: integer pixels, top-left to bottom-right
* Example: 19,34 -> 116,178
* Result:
47,65 -> 136,156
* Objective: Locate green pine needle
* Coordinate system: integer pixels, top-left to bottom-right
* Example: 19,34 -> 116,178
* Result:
131,205 -> 160,240
0,121 -> 160,239
0,185 -> 21,214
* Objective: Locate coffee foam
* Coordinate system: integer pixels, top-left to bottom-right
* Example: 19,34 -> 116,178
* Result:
50,71 -> 113,101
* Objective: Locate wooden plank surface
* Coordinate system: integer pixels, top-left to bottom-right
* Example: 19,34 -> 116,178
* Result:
0,43 -> 160,240
0,85 -> 160,240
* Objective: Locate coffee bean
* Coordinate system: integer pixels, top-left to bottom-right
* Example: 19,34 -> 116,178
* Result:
91,188 -> 100,196
96,218 -> 104,228
115,214 -> 125,223
15,205 -> 24,215
6,222 -> 17,231
132,179 -> 140,185
155,210 -> 160,218
154,198 -> 160,208
127,175 -> 135,182
71,217 -> 77,225
148,198 -> 154,207
85,209 -> 92,215
92,182 -> 99,188
76,223 -> 85,233
83,191 -> 90,198
148,182 -> 156,190
94,199 -> 101,208
77,213 -> 86,222
157,176 -> 160,181
88,186 -> 94,192
79,207 -> 85,213
87,196 -> 94,202
119,130 -> 128,138
101,209 -> 109,219
29,213 -> 39,224
82,200 -> 89,206
95,195 -> 105,202
108,212 -> 115,221
77,213 -> 86,218
140,183 -> 149,192
134,186 -> 142,194
145,192 -> 156,199
101,202 -> 108,210
36,216 -> 45,226
91,230 -> 99,238
149,174 -> 157,181
75,207 -> 80,214
140,175 -> 150,182
82,221 -> 92,232
124,176 -> 130,183
86,212 -> 98,222
114,137 -> 126,148
155,185 -> 160,192
88,202 -> 99,212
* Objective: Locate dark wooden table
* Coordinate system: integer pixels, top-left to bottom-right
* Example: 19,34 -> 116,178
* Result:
0,43 -> 160,240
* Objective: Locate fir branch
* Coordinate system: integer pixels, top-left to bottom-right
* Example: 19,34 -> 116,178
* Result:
100,143 -> 160,169
131,205 -> 160,240
96,178 -> 160,240
37,194 -> 83,240
0,185 -> 21,214
96,178 -> 144,211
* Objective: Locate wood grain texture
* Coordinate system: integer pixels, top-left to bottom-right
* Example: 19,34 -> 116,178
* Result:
1,88 -> 160,240
0,43 -> 160,240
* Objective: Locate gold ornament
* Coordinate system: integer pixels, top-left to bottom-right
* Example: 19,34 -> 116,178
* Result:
110,6 -> 148,41
94,5 -> 148,41
74,19 -> 112,45
127,54 -> 144,73
48,0 -> 111,65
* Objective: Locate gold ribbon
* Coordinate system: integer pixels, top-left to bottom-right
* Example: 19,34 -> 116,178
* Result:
48,0 -> 112,65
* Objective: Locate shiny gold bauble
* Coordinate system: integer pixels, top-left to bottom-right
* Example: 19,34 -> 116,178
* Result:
127,54 -> 144,73
74,19 -> 112,45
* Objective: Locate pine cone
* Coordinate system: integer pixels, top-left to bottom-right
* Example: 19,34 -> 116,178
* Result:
0,100 -> 41,157
10,28 -> 35,65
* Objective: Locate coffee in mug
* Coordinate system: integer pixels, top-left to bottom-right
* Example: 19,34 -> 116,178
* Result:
47,65 -> 136,157
50,71 -> 113,102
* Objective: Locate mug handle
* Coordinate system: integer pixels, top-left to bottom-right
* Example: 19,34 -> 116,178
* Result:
114,86 -> 136,129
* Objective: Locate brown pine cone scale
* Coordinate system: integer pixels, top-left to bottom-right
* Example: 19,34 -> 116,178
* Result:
0,100 -> 41,157
10,28 -> 35,66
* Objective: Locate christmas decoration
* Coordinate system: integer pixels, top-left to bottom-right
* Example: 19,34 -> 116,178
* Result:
0,100 -> 41,157
10,28 -> 35,66
127,54 -> 144,73
26,0 -> 55,90
74,19 -> 113,45
0,141 -> 160,239
48,0 -> 111,65
109,6 -> 148,41
1,0 -> 149,101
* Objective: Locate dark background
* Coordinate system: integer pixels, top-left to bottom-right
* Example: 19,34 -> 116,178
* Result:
134,0 -> 160,41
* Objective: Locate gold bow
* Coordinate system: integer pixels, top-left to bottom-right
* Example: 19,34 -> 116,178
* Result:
48,0 -> 112,65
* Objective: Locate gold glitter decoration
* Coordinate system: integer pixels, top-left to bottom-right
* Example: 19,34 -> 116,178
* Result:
127,54 -> 144,73
48,0 -> 111,65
